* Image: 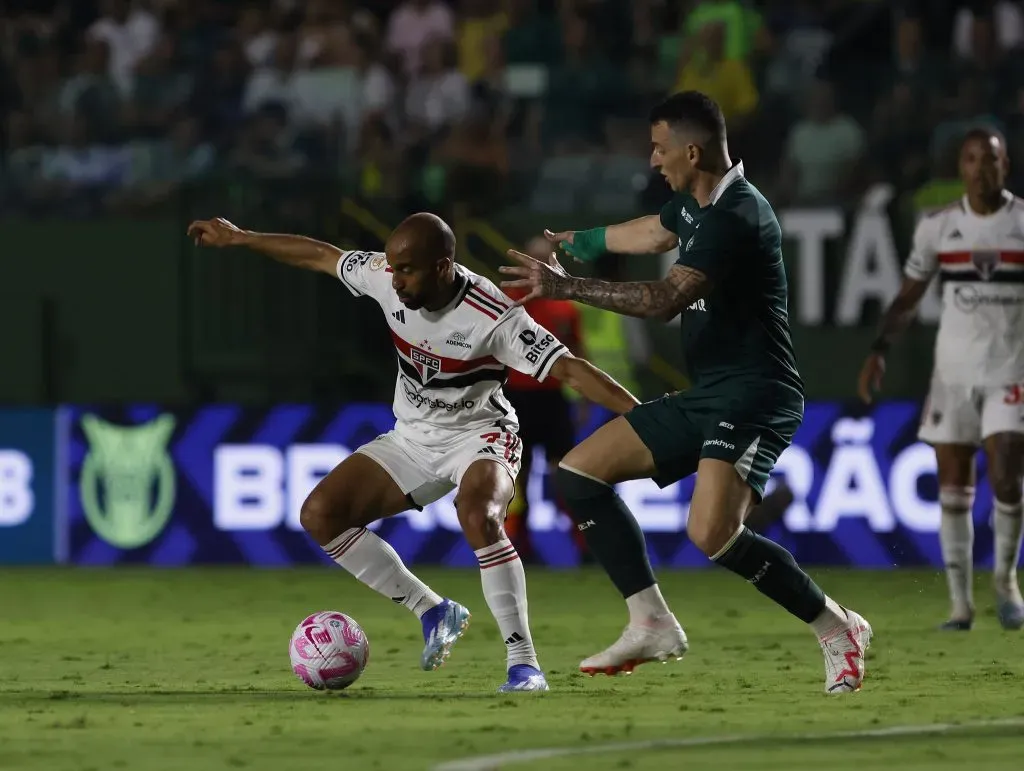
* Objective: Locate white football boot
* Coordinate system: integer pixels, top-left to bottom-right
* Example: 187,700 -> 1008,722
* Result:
819,609 -> 873,694
579,618 -> 688,676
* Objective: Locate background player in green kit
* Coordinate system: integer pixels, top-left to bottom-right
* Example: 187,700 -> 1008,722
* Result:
501,91 -> 872,694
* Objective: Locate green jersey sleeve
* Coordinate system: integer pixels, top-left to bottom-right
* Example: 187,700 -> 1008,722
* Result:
659,198 -> 676,233
674,209 -> 745,283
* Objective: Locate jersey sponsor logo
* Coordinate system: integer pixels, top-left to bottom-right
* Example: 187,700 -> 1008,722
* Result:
681,207 -> 693,225
370,254 -> 387,271
971,250 -> 1000,280
687,299 -> 706,312
401,380 -> 475,412
719,421 -> 734,430
702,438 -> 735,451
446,331 -> 471,349
519,330 -> 555,364
952,285 -> 1024,313
410,347 -> 441,382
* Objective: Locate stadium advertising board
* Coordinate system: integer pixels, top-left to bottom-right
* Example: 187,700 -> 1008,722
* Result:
64,402 -> 997,568
0,408 -> 59,564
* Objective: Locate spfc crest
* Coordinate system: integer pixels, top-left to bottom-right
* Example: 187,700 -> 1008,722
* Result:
971,250 -> 1000,280
410,347 -> 441,382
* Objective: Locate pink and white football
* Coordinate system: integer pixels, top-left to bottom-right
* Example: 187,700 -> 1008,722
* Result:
289,611 -> 370,691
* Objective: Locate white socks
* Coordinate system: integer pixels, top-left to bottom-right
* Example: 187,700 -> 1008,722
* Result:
940,487 -> 975,620
810,595 -> 850,638
993,499 -> 1024,603
323,528 -> 443,618
625,584 -> 674,627
475,539 -> 539,670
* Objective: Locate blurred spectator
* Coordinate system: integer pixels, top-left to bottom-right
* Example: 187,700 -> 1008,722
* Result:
123,34 -> 193,139
674,21 -> 758,128
386,0 -> 456,75
191,41 -> 249,141
405,38 -> 470,137
59,38 -> 120,138
236,3 -> 278,69
228,102 -> 307,180
869,80 -> 931,195
779,79 -> 865,206
86,0 -> 160,97
929,75 -> 1004,169
357,118 -> 403,200
243,32 -> 299,117
458,0 -> 508,83
352,33 -> 399,136
953,0 -> 1023,59
502,0 -> 562,65
430,103 -> 509,212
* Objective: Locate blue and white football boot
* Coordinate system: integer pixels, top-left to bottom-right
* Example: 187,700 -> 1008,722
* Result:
497,664 -> 549,693
420,599 -> 471,671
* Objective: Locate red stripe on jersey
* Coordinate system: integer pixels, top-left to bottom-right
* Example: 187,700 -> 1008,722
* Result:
939,250 -> 1024,264
389,328 -> 500,372
468,286 -> 510,312
464,297 -> 499,320
385,267 -> 393,273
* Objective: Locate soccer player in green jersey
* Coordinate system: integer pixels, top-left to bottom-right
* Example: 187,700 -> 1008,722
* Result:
501,91 -> 872,693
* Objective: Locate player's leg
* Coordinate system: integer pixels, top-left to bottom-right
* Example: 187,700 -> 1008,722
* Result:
453,446 -> 548,692
919,374 -> 981,629
556,409 -> 689,675
541,390 -> 591,561
933,443 -> 978,629
982,400 -> 1024,630
693,427 -> 871,694
504,435 -> 533,559
300,434 -> 468,671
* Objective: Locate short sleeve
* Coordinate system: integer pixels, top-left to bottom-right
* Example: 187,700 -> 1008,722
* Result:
903,216 -> 940,282
490,306 -> 570,382
674,209 -> 744,283
659,199 -> 676,233
336,250 -> 386,298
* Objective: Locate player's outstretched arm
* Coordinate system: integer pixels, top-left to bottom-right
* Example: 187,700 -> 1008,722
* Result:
549,355 -> 640,415
856,276 -> 930,403
545,215 -> 678,262
501,249 -> 708,322
187,217 -> 342,276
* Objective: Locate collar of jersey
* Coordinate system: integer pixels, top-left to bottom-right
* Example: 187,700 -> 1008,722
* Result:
708,160 -> 745,206
960,189 -> 1013,219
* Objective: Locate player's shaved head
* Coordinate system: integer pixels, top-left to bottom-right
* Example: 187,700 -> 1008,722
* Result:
387,212 -> 456,266
961,125 -> 1006,155
649,91 -> 727,148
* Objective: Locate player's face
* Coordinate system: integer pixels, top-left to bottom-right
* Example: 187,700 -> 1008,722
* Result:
960,135 -> 1007,198
388,254 -> 447,310
650,121 -> 695,193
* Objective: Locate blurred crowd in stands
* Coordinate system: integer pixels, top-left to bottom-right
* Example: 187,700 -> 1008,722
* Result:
3,0 -> 1024,219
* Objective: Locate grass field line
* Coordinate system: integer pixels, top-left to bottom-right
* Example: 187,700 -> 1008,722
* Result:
432,717 -> 1024,771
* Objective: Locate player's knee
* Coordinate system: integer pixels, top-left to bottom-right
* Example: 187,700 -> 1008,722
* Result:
455,495 -> 504,543
300,489 -> 358,542
990,474 -> 1023,506
686,514 -> 736,557
557,464 -> 609,508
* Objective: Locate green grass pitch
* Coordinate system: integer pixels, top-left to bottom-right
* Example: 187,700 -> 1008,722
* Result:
1,567 -> 1022,770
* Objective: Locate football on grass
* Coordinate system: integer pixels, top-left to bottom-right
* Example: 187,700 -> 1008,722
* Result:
289,611 -> 369,690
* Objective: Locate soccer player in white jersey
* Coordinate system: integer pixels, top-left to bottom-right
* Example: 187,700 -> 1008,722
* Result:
187,213 -> 641,691
858,127 -> 1024,631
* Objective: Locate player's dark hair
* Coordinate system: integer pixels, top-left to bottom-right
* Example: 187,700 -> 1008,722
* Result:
648,91 -> 727,144
961,125 -> 1006,153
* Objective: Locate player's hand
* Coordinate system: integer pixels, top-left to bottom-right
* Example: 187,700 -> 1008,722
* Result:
857,353 -> 886,404
499,249 -> 572,304
187,217 -> 247,248
544,228 -> 588,263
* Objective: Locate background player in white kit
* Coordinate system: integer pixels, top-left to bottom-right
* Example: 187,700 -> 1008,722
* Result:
187,213 -> 640,691
858,127 -> 1024,631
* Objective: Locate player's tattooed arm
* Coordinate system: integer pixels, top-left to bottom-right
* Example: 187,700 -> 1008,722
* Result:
500,249 -> 710,321
870,277 -> 930,352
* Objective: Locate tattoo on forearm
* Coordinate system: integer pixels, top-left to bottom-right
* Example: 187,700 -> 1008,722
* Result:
550,265 -> 710,319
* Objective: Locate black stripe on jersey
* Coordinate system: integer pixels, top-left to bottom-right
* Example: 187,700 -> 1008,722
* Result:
488,395 -> 509,417
397,356 -> 508,389
939,270 -> 1024,284
534,343 -> 567,381
467,286 -> 509,316
338,258 -> 362,295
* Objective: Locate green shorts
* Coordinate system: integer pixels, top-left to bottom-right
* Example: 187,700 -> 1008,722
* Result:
625,386 -> 803,501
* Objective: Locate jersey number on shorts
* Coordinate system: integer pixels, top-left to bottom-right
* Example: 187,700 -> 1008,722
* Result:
1004,385 -> 1024,405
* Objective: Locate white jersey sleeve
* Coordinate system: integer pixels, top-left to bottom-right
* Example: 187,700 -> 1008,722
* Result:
903,213 -> 943,282
336,250 -> 388,299
490,306 -> 570,382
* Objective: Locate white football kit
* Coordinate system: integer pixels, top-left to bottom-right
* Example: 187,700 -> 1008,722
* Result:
336,250 -> 570,506
904,191 -> 1024,444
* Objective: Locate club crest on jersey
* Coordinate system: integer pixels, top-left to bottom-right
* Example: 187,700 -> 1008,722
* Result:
410,347 -> 441,382
971,250 -> 1000,280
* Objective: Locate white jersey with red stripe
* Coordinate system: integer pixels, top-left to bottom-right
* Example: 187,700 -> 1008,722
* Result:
335,249 -> 570,445
904,191 -> 1024,386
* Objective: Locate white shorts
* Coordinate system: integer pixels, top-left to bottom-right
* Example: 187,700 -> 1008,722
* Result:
355,429 -> 523,509
918,373 -> 1024,445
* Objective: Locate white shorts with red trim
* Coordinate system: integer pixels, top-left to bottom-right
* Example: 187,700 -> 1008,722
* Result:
355,428 -> 522,509
918,371 -> 1024,445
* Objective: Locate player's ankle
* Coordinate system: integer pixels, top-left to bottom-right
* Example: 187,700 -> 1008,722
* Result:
412,594 -> 444,619
809,595 -> 848,638
507,655 -> 540,671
